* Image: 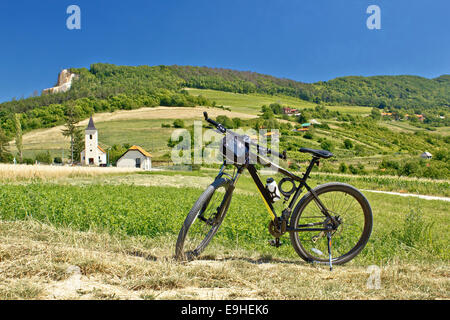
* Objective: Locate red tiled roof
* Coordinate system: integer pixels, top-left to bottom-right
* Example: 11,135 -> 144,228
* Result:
129,145 -> 152,157
98,146 -> 106,153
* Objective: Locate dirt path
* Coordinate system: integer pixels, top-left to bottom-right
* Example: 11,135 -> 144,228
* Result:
362,189 -> 450,202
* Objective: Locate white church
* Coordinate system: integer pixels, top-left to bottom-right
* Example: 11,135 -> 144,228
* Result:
80,116 -> 107,166
80,116 -> 152,170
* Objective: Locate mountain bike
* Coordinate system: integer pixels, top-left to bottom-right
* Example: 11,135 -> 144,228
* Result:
175,112 -> 373,270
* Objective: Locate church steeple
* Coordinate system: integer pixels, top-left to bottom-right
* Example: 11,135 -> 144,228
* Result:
86,116 -> 96,131
83,115 -> 99,166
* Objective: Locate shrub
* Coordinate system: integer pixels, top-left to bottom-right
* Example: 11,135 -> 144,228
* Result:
349,164 -> 358,174
343,139 -> 353,149
289,162 -> 300,170
339,162 -> 348,173
35,151 -> 52,164
173,119 -> 185,128
23,158 -> 34,165
320,140 -> 334,152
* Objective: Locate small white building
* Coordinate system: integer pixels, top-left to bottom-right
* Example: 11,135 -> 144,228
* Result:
420,151 -> 432,159
116,145 -> 152,170
80,116 -> 107,166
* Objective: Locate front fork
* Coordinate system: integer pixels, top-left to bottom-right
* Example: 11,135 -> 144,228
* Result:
207,163 -> 243,225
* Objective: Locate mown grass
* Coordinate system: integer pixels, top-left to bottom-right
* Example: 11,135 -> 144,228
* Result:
1,219 -> 447,300
0,183 -> 447,266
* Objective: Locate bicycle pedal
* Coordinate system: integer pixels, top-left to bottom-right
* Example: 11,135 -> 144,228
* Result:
268,239 -> 282,248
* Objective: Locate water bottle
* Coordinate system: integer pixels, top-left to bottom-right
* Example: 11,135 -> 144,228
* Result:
266,178 -> 281,202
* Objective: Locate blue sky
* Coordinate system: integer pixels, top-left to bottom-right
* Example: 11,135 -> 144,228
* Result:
0,0 -> 449,103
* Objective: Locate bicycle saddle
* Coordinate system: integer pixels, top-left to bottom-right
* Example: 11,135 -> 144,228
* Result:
299,148 -> 334,159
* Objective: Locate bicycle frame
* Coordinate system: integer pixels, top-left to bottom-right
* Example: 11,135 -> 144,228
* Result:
215,153 -> 337,232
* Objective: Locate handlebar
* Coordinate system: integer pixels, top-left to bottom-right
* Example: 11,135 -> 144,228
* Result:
203,112 -> 287,160
203,112 -> 226,133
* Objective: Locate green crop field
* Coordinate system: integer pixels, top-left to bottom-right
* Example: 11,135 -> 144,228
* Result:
186,88 -> 372,115
0,167 -> 448,299
0,181 -> 448,265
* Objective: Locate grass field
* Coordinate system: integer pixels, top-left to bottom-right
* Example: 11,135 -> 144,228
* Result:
186,88 -> 373,115
0,166 -> 448,299
10,106 -> 256,160
1,219 -> 447,300
1,181 -> 447,264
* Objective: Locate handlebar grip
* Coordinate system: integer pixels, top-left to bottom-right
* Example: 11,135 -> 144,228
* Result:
203,111 -> 226,133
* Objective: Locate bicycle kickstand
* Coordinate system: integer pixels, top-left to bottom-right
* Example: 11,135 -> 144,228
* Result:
327,232 -> 333,271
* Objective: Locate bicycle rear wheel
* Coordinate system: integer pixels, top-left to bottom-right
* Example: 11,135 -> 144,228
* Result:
289,183 -> 372,265
175,178 -> 231,261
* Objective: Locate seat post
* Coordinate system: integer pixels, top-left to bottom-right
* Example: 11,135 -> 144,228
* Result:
302,157 -> 319,182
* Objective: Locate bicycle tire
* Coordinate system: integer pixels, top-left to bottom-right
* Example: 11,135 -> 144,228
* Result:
289,182 -> 373,265
175,178 -> 231,261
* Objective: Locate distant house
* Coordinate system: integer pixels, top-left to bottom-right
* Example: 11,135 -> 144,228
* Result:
416,114 -> 425,122
283,107 -> 301,116
404,114 -> 425,122
420,151 -> 432,159
263,131 -> 279,137
116,145 -> 152,170
310,119 -> 321,125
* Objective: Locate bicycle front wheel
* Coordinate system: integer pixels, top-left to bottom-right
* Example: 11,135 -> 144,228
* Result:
175,178 -> 231,261
289,183 -> 373,265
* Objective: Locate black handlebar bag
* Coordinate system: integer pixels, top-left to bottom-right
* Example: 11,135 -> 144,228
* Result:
221,134 -> 250,165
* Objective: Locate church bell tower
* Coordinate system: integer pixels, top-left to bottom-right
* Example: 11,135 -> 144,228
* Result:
84,116 -> 99,165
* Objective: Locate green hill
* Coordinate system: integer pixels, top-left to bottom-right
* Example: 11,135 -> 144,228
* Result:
1,63 -> 449,179
0,63 -> 449,135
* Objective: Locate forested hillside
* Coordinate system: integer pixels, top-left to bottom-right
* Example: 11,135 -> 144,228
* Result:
0,63 -> 448,135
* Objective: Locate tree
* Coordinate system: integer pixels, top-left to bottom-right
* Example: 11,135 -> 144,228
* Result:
343,139 -> 353,149
216,115 -> 234,128
297,113 -> 308,124
0,128 -> 12,163
61,104 -> 81,164
232,117 -> 242,128
109,144 -> 128,165
14,113 -> 23,162
73,127 -> 85,162
269,103 -> 283,115
370,108 -> 381,120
